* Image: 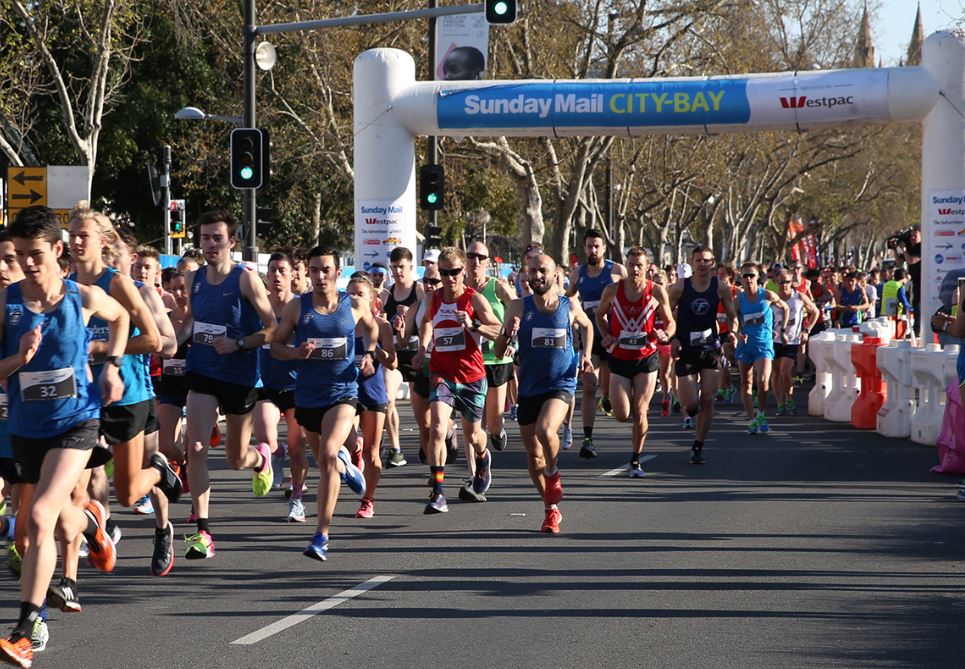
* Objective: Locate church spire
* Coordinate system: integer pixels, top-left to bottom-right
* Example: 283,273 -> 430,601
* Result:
854,1 -> 876,68
907,2 -> 924,66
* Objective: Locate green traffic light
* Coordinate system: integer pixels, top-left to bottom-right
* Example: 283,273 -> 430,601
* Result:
427,193 -> 438,205
240,166 -> 254,180
493,1 -> 508,14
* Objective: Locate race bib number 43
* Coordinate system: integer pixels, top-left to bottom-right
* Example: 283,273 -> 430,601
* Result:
20,368 -> 77,402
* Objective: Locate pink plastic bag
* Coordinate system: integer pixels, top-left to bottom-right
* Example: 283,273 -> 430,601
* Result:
933,380 -> 965,475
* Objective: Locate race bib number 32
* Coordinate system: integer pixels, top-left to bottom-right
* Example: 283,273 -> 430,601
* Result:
20,368 -> 77,402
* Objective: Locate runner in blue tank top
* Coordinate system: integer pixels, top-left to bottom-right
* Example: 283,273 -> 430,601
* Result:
180,210 -> 277,561
835,271 -> 870,328
347,274 -> 397,520
735,262 -> 790,435
0,207 -> 126,667
566,229 -> 627,459
272,247 -> 377,562
498,253 -> 594,535
252,252 -> 307,525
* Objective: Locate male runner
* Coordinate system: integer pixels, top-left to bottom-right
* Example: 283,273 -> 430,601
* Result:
566,229 -> 626,459
668,247 -> 738,464
412,247 -> 503,513
180,210 -> 276,560
595,247 -> 675,476
465,241 -> 516,453
496,253 -> 593,533
771,269 -> 819,415
271,247 -> 373,561
735,262 -> 790,435
0,207 -> 125,668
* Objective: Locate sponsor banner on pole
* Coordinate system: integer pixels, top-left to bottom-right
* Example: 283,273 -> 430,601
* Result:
926,189 -> 965,311
746,69 -> 890,126
356,198 -> 415,272
435,12 -> 489,81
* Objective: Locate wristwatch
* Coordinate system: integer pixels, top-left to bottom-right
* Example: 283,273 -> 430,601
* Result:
470,319 -> 481,333
235,337 -> 246,351
105,355 -> 122,368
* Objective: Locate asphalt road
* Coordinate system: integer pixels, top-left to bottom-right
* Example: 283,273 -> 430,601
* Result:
4,387 -> 965,669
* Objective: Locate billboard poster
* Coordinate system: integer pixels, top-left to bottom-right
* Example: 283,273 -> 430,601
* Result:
356,197 -> 414,272
435,12 -> 489,81
925,189 -> 965,312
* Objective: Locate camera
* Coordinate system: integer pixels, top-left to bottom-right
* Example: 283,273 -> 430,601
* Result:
886,226 -> 918,252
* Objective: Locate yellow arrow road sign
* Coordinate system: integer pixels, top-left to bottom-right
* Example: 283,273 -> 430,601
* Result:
7,167 -> 47,209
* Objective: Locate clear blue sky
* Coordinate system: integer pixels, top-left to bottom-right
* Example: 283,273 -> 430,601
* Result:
875,1 -> 963,66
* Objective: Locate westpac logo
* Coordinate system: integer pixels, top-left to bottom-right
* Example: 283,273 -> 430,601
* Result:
938,208 -> 965,216
779,95 -> 854,109
364,217 -> 391,225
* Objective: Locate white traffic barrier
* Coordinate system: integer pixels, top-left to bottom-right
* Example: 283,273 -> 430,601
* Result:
942,344 -> 960,388
876,340 -> 915,438
825,333 -> 862,423
860,318 -> 894,345
910,343 -> 946,445
808,331 -> 835,417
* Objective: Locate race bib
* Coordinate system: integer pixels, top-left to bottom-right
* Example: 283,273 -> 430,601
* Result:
162,359 -> 187,377
743,312 -> 765,327
308,337 -> 348,361
532,327 -> 566,349
582,299 -> 600,316
688,329 -> 712,346
193,322 -> 227,346
20,368 -> 77,402
618,331 -> 648,349
433,326 -> 466,352
0,393 -> 7,421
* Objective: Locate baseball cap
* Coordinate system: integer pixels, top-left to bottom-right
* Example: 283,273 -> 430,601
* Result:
770,262 -> 784,272
676,263 -> 693,279
423,249 -> 440,263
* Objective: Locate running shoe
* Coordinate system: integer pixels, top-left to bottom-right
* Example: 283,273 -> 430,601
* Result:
746,415 -> 761,435
424,492 -> 449,514
723,387 -> 736,403
304,532 -> 329,562
758,415 -> 770,434
7,544 -> 21,576
629,460 -> 646,478
458,483 -> 487,503
682,416 -> 695,430
579,437 -> 598,459
714,388 -> 725,401
690,447 -> 705,465
83,499 -> 116,573
543,472 -> 563,505
151,523 -> 175,577
387,449 -> 407,468
47,577 -> 81,613
0,634 -> 32,668
150,453 -> 183,503
445,426 -> 459,461
184,530 -> 215,560
775,403 -> 786,416
417,447 -> 426,464
509,404 -> 518,421
561,425 -> 573,450
541,507 -> 562,534
661,399 -> 671,417
271,449 -> 286,490
337,447 -> 367,496
287,498 -> 306,523
104,458 -> 115,480
355,498 -> 375,519
78,538 -> 89,559
210,423 -> 221,447
786,398 -> 797,415
179,460 -> 190,494
30,618 -> 48,653
351,446 -> 364,472
597,396 -> 614,417
187,508 -> 198,524
489,430 -> 508,452
106,517 -> 122,545
472,450 -> 492,495
252,443 -> 273,497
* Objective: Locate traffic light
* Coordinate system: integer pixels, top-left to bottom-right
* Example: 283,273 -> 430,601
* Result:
230,128 -> 265,189
426,223 -> 443,248
419,164 -> 445,210
169,199 -> 186,238
485,0 -> 517,24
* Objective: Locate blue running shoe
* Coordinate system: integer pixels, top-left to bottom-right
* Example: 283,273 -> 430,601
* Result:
303,532 -> 329,561
472,450 -> 492,495
682,417 -> 695,430
337,447 -> 366,496
758,415 -> 769,433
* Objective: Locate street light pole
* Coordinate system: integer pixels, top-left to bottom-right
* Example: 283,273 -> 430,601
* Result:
243,0 -> 258,263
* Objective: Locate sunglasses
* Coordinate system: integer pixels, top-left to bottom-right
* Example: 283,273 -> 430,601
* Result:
779,280 -> 792,284
467,252 -> 489,261
742,273 -> 758,279
424,278 -> 441,286
439,267 -> 463,277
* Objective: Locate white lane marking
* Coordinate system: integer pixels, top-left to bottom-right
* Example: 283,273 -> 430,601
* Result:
602,454 -> 657,476
231,575 -> 396,645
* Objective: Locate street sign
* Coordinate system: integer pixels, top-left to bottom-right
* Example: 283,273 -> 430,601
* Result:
7,167 -> 47,211
5,166 -> 89,226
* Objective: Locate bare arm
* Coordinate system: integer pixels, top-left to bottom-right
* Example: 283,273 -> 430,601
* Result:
565,266 -> 580,297
270,299 -> 307,361
652,283 -> 676,342
82,284 -> 129,405
236,268 -> 277,351
570,299 -> 594,371
469,292 -> 503,340
376,318 -> 397,370
493,299 -> 522,359
594,283 -> 617,348
140,284 -> 177,357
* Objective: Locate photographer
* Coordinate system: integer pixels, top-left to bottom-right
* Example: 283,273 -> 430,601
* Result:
891,226 -> 921,330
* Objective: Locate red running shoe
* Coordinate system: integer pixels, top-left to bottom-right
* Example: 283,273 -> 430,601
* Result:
83,499 -> 116,573
661,399 -> 671,417
541,507 -> 562,534
0,634 -> 32,668
210,424 -> 221,448
543,472 -> 563,506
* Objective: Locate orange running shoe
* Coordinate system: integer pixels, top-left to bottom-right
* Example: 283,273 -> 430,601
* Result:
210,424 -> 221,448
541,507 -> 562,534
83,499 -> 116,573
543,472 -> 563,506
0,633 -> 33,668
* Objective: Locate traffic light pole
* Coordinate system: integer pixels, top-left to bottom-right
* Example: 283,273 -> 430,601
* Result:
243,0 -> 258,263
162,145 -> 172,256
427,0 -> 438,253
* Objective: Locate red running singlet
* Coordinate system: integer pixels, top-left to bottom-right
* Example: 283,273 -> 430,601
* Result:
607,280 -> 658,361
428,287 -> 486,383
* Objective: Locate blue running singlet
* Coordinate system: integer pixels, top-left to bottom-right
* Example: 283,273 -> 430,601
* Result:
355,336 -> 388,407
294,292 -> 358,407
516,295 -> 578,397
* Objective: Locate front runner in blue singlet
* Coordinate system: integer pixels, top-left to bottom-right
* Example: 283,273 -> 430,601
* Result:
735,262 -> 789,436
498,253 -> 594,534
271,247 -> 376,562
0,207 -> 125,668
566,229 -> 627,459
180,210 -> 278,561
